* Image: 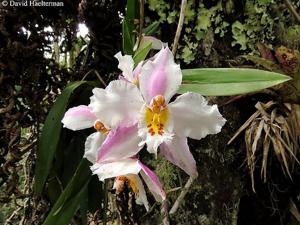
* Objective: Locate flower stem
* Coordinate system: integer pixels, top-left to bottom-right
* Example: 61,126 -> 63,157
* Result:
172,0 -> 187,56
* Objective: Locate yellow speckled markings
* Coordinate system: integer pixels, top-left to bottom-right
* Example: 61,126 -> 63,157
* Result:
145,95 -> 169,136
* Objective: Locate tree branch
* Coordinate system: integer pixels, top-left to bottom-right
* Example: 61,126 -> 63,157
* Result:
169,176 -> 196,215
284,0 -> 300,24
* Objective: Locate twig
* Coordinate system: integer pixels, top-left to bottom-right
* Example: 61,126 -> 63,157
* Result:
81,40 -> 93,71
81,69 -> 107,87
169,176 -> 195,215
93,70 -> 107,87
5,206 -> 22,225
166,186 -> 181,194
161,200 -> 169,225
172,0 -> 187,56
138,0 -> 145,47
284,0 -> 300,24
141,202 -> 158,218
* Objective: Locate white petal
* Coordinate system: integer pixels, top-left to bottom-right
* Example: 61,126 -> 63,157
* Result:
142,36 -> 167,50
91,158 -> 141,181
132,61 -> 143,80
139,161 -> 166,202
139,130 -> 173,155
61,105 -> 96,131
168,93 -> 226,139
84,132 -> 106,163
138,110 -> 173,155
114,52 -> 135,82
139,47 -> 182,104
128,174 -> 149,211
89,80 -> 144,128
97,124 -> 142,162
160,136 -> 198,177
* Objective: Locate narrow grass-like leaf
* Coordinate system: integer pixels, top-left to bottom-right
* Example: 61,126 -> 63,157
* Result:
34,81 -> 88,195
144,21 -> 160,35
122,0 -> 138,54
122,18 -> 134,55
133,41 -> 152,66
179,68 -> 291,96
43,160 -> 91,225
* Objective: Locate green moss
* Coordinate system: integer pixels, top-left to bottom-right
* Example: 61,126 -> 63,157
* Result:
147,0 -> 299,64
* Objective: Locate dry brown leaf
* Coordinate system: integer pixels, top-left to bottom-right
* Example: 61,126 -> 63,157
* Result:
290,199 -> 300,223
228,101 -> 300,190
252,120 -> 264,155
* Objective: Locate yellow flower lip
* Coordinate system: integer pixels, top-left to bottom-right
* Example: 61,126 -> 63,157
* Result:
145,95 -> 169,136
94,120 -> 109,133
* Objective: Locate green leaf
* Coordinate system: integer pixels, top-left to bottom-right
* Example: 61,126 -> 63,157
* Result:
122,18 -> 134,55
126,0 -> 138,20
133,40 -> 152,66
144,22 -> 160,35
34,81 -> 88,195
180,68 -> 291,96
122,0 -> 138,54
42,160 -> 91,225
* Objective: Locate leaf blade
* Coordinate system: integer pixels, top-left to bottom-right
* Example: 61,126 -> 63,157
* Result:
144,21 -> 160,36
180,68 -> 291,96
34,81 -> 88,195
133,40 -> 152,66
122,0 -> 138,54
42,160 -> 91,225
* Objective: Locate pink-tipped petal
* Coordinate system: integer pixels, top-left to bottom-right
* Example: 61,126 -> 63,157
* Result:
132,61 -> 143,80
61,105 -> 97,131
89,80 -> 144,129
139,161 -> 166,202
84,132 -> 107,164
91,158 -> 141,181
97,124 -> 142,162
160,136 -> 198,177
168,93 -> 226,139
139,47 -> 182,104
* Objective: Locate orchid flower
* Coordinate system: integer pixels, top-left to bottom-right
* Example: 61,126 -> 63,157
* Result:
61,86 -> 143,164
97,47 -> 226,177
91,157 -> 166,211
62,87 -> 165,210
114,36 -> 166,85
114,52 -> 143,85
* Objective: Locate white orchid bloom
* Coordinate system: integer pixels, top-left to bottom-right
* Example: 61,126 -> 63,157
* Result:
114,52 -> 143,85
61,85 -> 143,164
94,47 -> 226,178
91,157 -> 166,211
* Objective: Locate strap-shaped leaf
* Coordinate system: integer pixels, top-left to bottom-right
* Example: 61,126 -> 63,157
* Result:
144,21 -> 160,36
122,0 -> 138,54
180,68 -> 291,96
133,40 -> 152,66
122,18 -> 134,55
34,81 -> 89,195
42,160 -> 91,225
